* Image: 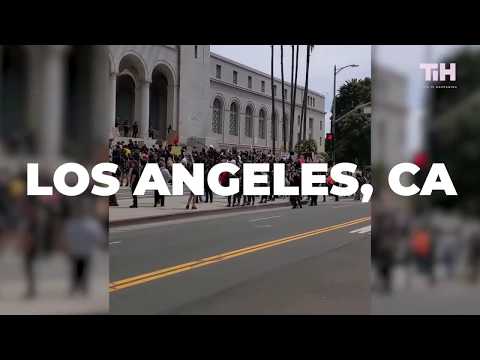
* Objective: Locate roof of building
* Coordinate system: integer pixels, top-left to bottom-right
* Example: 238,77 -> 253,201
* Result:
210,51 -> 326,99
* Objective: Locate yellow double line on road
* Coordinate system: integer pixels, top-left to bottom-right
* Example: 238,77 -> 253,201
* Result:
110,216 -> 370,293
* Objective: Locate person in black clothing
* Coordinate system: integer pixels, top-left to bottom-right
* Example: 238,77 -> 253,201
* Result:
268,161 -> 276,202
309,170 -> 322,206
225,160 -> 238,207
204,162 -> 214,203
290,171 -> 303,209
129,159 -> 140,208
132,122 -> 139,138
109,165 -> 120,207
259,171 -> 270,204
151,153 -> 161,207
234,168 -> 243,206
227,172 -> 235,207
184,155 -> 198,210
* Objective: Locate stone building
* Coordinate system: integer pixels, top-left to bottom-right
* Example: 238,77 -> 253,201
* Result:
108,45 -> 326,152
0,45 -> 326,165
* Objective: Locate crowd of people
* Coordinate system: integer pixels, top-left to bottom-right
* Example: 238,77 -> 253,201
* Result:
372,193 -> 480,295
0,170 -> 108,300
108,140 -> 371,210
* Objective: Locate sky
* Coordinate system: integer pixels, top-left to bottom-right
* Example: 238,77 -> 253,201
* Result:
375,45 -> 480,156
210,45 -> 371,133
210,45 -> 480,158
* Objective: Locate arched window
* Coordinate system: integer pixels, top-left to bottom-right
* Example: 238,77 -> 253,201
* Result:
212,98 -> 223,134
229,102 -> 238,136
259,109 -> 266,139
245,105 -> 253,138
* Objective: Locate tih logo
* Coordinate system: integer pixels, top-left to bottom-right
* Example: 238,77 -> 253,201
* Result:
420,63 -> 456,82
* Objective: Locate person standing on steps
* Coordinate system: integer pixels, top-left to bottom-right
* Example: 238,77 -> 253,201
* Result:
132,122 -> 139,138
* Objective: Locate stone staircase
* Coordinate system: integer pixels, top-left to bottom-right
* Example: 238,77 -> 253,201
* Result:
112,136 -> 159,148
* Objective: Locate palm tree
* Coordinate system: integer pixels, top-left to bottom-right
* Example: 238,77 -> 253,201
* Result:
280,45 -> 287,151
270,45 -> 276,155
301,45 -> 313,140
291,45 -> 299,150
288,45 -> 295,152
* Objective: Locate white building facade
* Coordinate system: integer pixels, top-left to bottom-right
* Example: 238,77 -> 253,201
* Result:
108,45 -> 326,152
372,64 -> 408,168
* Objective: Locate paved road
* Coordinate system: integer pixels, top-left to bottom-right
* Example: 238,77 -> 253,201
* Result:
110,200 -> 371,314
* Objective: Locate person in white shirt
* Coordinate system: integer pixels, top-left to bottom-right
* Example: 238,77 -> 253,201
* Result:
63,202 -> 105,296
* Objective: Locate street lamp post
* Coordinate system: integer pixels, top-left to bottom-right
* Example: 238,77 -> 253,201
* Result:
331,64 -> 359,165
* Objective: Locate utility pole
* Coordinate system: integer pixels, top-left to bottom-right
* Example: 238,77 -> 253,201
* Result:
332,65 -> 337,165
331,63 -> 359,165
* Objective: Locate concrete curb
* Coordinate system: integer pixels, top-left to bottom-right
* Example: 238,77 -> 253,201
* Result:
109,199 -> 309,228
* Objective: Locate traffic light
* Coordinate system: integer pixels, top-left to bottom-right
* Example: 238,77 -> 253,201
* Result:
325,133 -> 334,157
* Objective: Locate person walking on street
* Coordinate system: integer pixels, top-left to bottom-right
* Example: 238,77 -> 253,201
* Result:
291,170 -> 303,209
63,202 -> 106,296
155,159 -> 171,207
204,161 -> 214,203
226,160 -> 238,207
355,171 -> 366,201
128,158 -> 140,208
184,155 -> 197,210
260,171 -> 270,204
327,173 -> 339,202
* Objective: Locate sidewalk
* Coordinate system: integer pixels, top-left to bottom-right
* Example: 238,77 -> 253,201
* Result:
0,247 -> 108,315
371,265 -> 480,314
109,187 -> 349,227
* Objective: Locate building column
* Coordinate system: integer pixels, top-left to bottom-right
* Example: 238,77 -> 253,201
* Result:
90,46 -> 112,146
138,80 -> 150,139
27,45 -> 70,159
110,72 -> 117,136
0,46 -> 3,127
168,84 -> 176,133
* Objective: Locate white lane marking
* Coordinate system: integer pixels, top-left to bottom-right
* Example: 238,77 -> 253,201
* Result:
255,224 -> 273,228
109,206 -> 293,234
332,205 -> 353,209
109,241 -> 122,245
349,225 -> 371,234
249,215 -> 281,223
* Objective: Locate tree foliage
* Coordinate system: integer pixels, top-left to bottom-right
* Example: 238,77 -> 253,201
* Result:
429,49 -> 480,216
295,139 -> 317,155
332,78 -> 371,166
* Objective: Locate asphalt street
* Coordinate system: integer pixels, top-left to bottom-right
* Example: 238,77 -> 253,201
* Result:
110,200 -> 371,314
